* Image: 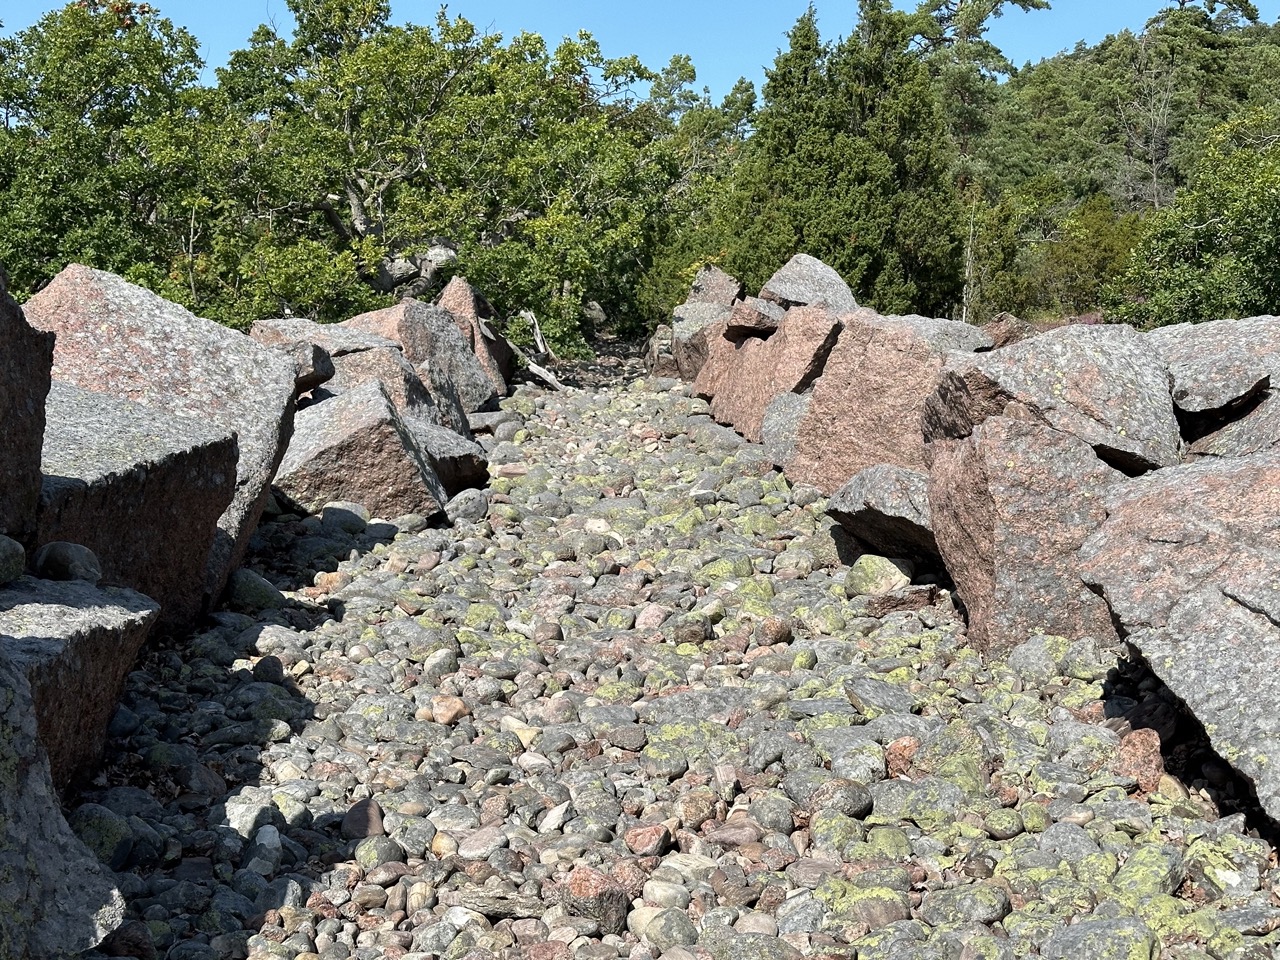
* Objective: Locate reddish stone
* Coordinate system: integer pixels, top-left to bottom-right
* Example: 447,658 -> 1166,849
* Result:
885,737 -> 920,779
691,322 -> 757,401
344,300 -> 496,413
1110,728 -> 1165,793
436,276 -> 515,398
624,823 -> 672,856
22,266 -> 295,605
274,381 -> 447,519
928,417 -> 1122,656
561,866 -> 629,935
787,311 -> 989,494
710,305 -> 843,443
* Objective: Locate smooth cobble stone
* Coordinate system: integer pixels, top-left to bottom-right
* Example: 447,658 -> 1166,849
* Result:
66,368 -> 1275,960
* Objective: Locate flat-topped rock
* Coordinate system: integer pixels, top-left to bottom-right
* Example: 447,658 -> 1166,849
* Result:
22,266 -> 296,607
925,324 -> 1181,474
1079,449 -> 1280,821
0,576 -> 159,787
38,382 -> 237,634
343,300 -> 497,414
251,315 -> 400,357
827,465 -> 940,566
275,381 -> 447,520
0,644 -> 125,956
0,271 -> 54,546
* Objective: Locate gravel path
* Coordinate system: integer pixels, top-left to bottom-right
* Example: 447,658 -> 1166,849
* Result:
76,372 -> 1280,960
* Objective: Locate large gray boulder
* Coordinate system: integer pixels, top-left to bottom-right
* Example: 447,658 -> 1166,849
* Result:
403,417 -> 489,496
786,311 -> 991,494
22,266 -> 296,608
1078,449 -> 1280,821
251,315 -> 400,358
930,417 -> 1123,656
0,269 -> 54,546
343,300 -> 497,414
827,465 -> 940,567
0,644 -> 126,957
1146,316 -> 1280,458
0,576 -> 159,787
759,254 -> 858,313
38,383 -> 238,634
925,324 -> 1181,474
275,381 -> 448,520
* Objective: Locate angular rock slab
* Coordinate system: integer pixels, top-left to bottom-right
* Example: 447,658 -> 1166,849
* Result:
710,305 -> 842,443
275,381 -> 447,520
1147,316 -> 1280,459
344,300 -> 497,414
251,315 -> 400,358
759,253 -> 858,313
0,272 -> 54,545
0,576 -> 159,787
925,324 -> 1181,474
672,302 -> 734,381
724,296 -> 785,336
22,265 -> 296,606
403,417 -> 489,496
827,465 -> 940,567
930,417 -> 1123,656
38,382 -> 238,634
762,391 -> 811,469
436,276 -> 516,398
686,265 -> 743,306
0,644 -> 125,957
787,311 -> 990,494
1079,450 -> 1280,820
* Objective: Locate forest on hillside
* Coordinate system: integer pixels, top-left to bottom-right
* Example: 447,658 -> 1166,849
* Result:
2,0 -> 1280,355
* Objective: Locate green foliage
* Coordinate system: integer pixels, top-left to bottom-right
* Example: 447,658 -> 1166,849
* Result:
1107,108 -> 1280,327
698,1 -> 964,316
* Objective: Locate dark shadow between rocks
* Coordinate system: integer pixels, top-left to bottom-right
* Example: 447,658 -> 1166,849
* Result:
1172,386 -> 1271,445
1102,642 -> 1280,847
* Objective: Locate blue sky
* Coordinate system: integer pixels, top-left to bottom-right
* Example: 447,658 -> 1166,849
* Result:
4,1 -> 1279,100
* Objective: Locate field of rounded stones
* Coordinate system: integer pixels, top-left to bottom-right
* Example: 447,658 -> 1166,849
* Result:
75,370 -> 1280,960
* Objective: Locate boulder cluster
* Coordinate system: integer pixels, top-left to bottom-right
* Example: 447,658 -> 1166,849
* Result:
650,255 -> 1280,827
0,264 -> 507,957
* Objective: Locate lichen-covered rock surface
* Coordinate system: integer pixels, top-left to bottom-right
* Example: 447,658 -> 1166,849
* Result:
1080,449 -> 1280,822
69,365 -> 1280,960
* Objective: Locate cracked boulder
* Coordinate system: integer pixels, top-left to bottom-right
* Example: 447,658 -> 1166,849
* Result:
924,324 -> 1181,474
1079,449 -> 1280,821
1145,315 -> 1280,459
827,465 -> 940,567
436,276 -> 516,399
22,265 -> 295,607
275,381 -> 448,520
709,305 -> 843,443
787,311 -> 991,493
930,417 -> 1123,656
343,300 -> 497,414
